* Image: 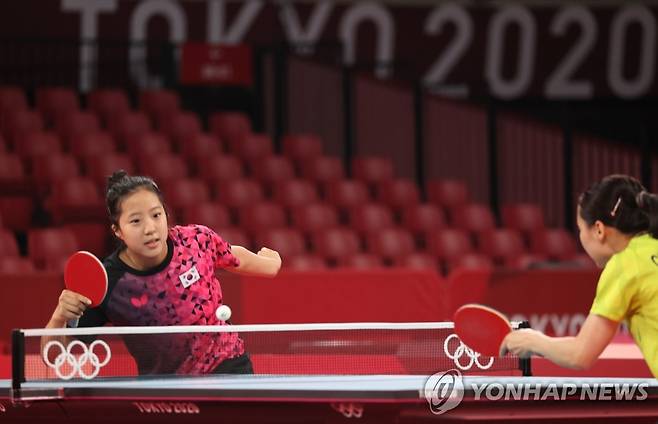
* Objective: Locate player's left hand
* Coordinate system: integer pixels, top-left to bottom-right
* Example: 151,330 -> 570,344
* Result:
258,247 -> 282,272
499,328 -> 544,358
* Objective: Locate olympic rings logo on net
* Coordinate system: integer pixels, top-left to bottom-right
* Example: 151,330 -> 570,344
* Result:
42,340 -> 112,380
443,334 -> 494,371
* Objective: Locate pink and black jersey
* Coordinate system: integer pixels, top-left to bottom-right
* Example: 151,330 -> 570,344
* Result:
78,224 -> 244,375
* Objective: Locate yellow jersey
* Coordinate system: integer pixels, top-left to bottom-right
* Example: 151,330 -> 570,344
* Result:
590,233 -> 658,378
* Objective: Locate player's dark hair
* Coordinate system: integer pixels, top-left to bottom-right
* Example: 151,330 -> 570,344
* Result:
578,174 -> 658,238
106,170 -> 167,227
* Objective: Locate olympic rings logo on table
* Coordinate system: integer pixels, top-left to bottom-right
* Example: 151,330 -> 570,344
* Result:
42,340 -> 112,380
443,334 -> 494,371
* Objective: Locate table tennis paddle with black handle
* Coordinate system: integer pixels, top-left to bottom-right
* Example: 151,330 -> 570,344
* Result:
64,251 -> 108,328
453,303 -> 512,357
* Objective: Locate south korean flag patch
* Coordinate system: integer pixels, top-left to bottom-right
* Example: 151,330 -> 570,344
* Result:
179,266 -> 200,288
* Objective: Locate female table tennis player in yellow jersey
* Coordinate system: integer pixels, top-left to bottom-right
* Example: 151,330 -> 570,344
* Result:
501,175 -> 658,378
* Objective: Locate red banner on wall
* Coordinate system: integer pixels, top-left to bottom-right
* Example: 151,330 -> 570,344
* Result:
180,43 -> 252,86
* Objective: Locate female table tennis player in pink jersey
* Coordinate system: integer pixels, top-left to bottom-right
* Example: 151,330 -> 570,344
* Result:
501,175 -> 658,378
45,170 -> 281,375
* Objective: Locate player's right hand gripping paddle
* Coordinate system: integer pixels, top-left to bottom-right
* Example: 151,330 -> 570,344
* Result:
64,251 -> 108,328
453,304 -> 512,357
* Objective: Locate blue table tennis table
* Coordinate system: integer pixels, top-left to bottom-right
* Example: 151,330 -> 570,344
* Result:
3,375 -> 658,423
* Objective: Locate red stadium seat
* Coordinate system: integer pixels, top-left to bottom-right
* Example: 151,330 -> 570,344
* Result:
55,111 -> 101,147
139,89 -> 181,123
214,178 -> 264,209
198,155 -> 245,183
215,227 -> 251,249
505,253 -> 548,270
87,88 -> 131,124
0,256 -> 35,273
179,133 -> 223,163
352,157 -> 395,185
63,222 -> 110,258
338,253 -> 385,269
83,154 -> 136,189
291,203 -> 339,234
2,111 -> 44,147
32,154 -> 81,194
163,178 -> 211,221
285,254 -> 327,270
126,132 -> 172,158
401,204 -> 446,236
452,203 -> 496,233
69,131 -> 117,159
182,202 -> 232,232
233,133 -> 273,162
273,180 -> 320,209
0,154 -> 31,195
14,131 -> 62,160
0,196 -> 34,230
426,229 -> 475,262
282,134 -> 323,163
238,202 -> 287,235
365,227 -> 415,261
300,156 -> 345,184
477,229 -> 526,264
530,228 -> 578,261
312,227 -> 361,262
108,111 -> 151,148
325,180 -> 370,210
36,87 -> 79,124
254,228 -> 306,259
0,86 -> 28,115
376,179 -> 420,210
159,111 -> 202,146
47,177 -> 106,224
209,112 -> 251,146
28,227 -> 80,271
501,203 -> 546,234
348,203 -> 395,234
0,229 -> 19,256
426,179 -> 470,209
137,154 -> 188,184
393,252 -> 439,270
252,156 -> 296,187
447,253 -> 494,273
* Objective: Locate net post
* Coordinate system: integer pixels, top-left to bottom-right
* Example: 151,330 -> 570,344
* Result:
516,320 -> 532,376
11,329 -> 26,401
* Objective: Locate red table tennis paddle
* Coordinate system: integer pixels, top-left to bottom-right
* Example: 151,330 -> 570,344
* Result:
453,304 -> 512,357
64,251 -> 108,327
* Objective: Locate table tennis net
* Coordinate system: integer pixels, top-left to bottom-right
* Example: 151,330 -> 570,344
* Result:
14,323 -> 528,383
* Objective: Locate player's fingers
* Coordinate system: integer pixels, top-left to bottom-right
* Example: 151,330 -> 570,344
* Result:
61,289 -> 92,306
60,297 -> 88,315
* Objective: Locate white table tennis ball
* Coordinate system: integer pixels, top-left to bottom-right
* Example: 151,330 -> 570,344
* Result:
216,304 -> 232,321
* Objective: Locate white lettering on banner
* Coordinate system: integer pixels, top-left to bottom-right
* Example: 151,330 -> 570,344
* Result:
207,0 -> 263,44
423,3 -> 472,96
509,313 -> 588,336
545,5 -> 596,98
280,1 -> 334,55
608,5 -> 656,98
0,402 -> 5,412
61,0 -> 118,93
133,402 -> 200,414
58,1 -> 658,98
130,0 -> 187,88
485,5 -> 536,99
339,2 -> 394,78
425,370 -> 650,416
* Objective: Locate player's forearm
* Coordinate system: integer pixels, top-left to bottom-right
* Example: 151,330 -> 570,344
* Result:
231,246 -> 280,277
534,335 -> 595,370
